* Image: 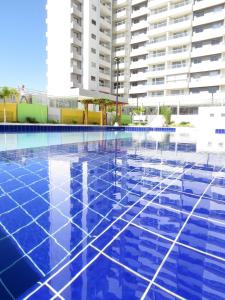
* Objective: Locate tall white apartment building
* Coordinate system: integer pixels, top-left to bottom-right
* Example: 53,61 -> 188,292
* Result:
46,0 -> 113,98
47,0 -> 225,111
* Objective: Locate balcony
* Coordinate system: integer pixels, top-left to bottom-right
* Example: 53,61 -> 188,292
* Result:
191,44 -> 225,58
131,7 -> 149,18
193,0 -> 225,11
131,20 -> 148,32
114,23 -> 126,33
189,76 -> 225,88
190,61 -> 225,73
71,36 -> 82,47
193,10 -> 225,27
130,72 -> 147,81
113,0 -> 127,8
131,33 -> 149,44
71,6 -> 82,18
114,9 -> 127,20
114,49 -> 126,57
99,58 -> 111,68
113,37 -> 126,46
192,27 -> 224,42
130,46 -> 148,57
129,85 -> 148,94
130,59 -> 148,69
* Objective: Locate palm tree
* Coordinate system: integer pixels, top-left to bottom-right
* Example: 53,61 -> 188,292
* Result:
0,87 -> 19,122
0,87 -> 11,122
10,88 -> 20,103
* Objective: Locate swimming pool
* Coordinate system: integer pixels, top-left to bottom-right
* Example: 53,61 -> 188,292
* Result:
0,129 -> 225,299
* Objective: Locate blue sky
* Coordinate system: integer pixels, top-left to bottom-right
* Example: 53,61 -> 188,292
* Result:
0,0 -> 47,91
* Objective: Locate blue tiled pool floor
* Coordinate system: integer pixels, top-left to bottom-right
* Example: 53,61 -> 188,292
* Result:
0,134 -> 225,299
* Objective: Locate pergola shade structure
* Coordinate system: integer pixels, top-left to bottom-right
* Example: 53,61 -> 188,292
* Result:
79,98 -> 127,126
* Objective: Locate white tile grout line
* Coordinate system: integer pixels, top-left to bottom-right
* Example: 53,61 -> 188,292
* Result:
120,217 -> 225,264
44,282 -> 64,300
141,166 -> 225,300
90,245 -> 184,300
24,160 -> 189,298
44,162 -> 196,297
0,278 -> 15,300
1,144 -> 221,298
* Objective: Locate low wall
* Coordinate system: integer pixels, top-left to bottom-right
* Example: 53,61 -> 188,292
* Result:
18,103 -> 48,123
48,107 -> 61,122
61,109 -> 84,124
88,111 -> 101,125
0,103 -> 17,122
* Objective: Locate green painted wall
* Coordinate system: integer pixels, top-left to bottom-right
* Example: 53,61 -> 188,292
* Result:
18,104 -> 48,123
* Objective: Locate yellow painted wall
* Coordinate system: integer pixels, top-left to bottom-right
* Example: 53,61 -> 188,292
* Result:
61,109 -> 84,124
88,111 -> 101,125
0,103 -> 17,122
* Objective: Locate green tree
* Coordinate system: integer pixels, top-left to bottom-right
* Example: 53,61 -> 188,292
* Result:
160,106 -> 171,126
0,87 -> 19,122
0,87 -> 11,122
133,107 -> 145,115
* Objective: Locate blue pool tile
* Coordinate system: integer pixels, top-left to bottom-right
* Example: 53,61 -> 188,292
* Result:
53,222 -> 86,252
1,256 -> 41,299
29,237 -> 68,275
145,285 -> 177,300
1,207 -> 32,233
89,178 -> 112,193
25,285 -> 54,300
60,253 -> 148,300
0,281 -> 12,300
0,195 -> 17,215
153,189 -> 199,213
103,185 -> 128,202
56,196 -> 85,218
0,171 -> 13,184
125,203 -> 187,240
89,195 -> 118,217
23,196 -> 50,218
105,224 -> 172,280
0,234 -> 23,272
93,219 -> 127,250
9,186 -> 38,205
0,179 -> 25,193
73,188 -> 100,205
206,184 -> 225,201
72,208 -> 103,234
178,216 -> 225,259
29,179 -> 50,195
19,173 -> 41,185
155,244 -> 225,300
194,197 -> 225,221
48,246 -> 97,292
36,209 -> 68,234
13,223 -> 47,252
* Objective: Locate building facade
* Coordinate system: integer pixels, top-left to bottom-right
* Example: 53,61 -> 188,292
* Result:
47,0 -> 225,110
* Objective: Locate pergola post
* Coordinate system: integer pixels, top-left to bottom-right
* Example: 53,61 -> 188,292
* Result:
84,103 -> 89,125
118,104 -> 122,126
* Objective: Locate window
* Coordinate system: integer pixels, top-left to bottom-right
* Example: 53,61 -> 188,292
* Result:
91,48 -> 96,54
92,19 -> 96,25
91,76 -> 96,81
91,34 -> 96,40
92,4 -> 96,11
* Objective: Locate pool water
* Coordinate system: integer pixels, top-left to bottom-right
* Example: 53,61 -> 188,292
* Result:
0,130 -> 225,300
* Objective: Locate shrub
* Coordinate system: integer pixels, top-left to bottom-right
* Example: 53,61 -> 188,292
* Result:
48,119 -> 59,124
179,122 -> 191,127
72,120 -> 77,124
26,117 -> 38,123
